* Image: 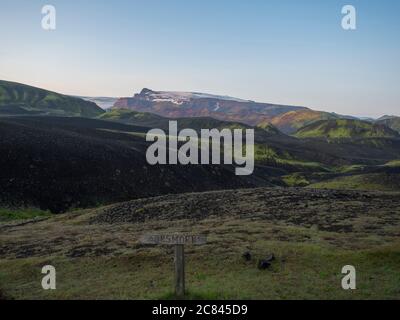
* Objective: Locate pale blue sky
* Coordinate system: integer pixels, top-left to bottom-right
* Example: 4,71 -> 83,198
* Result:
0,0 -> 399,117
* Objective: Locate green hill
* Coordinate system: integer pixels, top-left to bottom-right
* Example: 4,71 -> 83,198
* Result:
100,108 -> 283,136
295,119 -> 399,139
98,108 -> 165,127
255,122 -> 285,136
266,109 -> 339,134
308,173 -> 400,192
0,80 -> 104,117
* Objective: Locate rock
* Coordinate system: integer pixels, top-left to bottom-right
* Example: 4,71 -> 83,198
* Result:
265,254 -> 275,262
258,259 -> 271,270
242,251 -> 252,261
257,253 -> 275,270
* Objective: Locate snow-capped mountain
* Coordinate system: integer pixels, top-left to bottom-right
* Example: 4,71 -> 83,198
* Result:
113,88 -> 351,134
136,88 -> 252,105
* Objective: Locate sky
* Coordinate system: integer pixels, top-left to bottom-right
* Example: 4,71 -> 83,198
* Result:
0,0 -> 399,117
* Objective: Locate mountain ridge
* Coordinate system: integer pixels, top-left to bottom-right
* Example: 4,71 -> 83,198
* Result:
0,80 -> 105,117
2,80 -> 399,137
99,108 -> 283,137
376,115 -> 400,133
113,88 -> 360,134
295,119 -> 400,139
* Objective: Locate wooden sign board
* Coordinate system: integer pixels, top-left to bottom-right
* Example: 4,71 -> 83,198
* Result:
139,233 -> 207,297
140,234 -> 207,246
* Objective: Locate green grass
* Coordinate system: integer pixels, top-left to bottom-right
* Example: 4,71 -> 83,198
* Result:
336,164 -> 366,174
295,119 -> 399,139
282,173 -> 310,187
308,173 -> 400,191
99,109 -> 160,121
253,144 -> 279,161
384,160 -> 400,167
0,208 -> 51,222
277,159 -> 330,171
1,241 -> 399,300
253,144 -> 330,172
1,188 -> 400,300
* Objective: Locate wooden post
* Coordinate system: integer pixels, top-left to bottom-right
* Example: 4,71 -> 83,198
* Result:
139,234 -> 206,297
174,244 -> 185,297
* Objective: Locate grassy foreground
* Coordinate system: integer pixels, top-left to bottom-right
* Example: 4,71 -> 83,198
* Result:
1,188 -> 399,300
0,208 -> 51,222
1,241 -> 399,300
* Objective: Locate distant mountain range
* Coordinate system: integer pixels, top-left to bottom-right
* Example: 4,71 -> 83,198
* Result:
1,80 -> 399,137
113,88 -> 358,134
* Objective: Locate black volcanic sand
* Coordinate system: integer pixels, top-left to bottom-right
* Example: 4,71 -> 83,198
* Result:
0,116 -> 268,213
2,115 -> 400,214
91,188 -> 400,235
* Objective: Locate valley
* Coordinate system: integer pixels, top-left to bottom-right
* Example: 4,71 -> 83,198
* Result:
2,0 -> 400,303
1,80 -> 400,300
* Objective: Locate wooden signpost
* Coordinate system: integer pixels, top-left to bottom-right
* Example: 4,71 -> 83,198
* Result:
140,234 -> 207,297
